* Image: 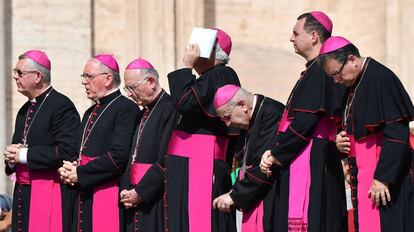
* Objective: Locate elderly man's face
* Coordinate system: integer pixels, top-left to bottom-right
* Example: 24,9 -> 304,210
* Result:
289,18 -> 313,57
323,56 -> 358,87
13,59 -> 41,97
81,59 -> 111,101
218,102 -> 250,130
123,69 -> 155,107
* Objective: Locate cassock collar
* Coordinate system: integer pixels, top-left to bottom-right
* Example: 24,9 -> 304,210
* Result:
200,63 -> 226,75
145,89 -> 165,110
351,57 -> 369,89
305,58 -> 316,68
249,94 -> 265,127
95,89 -> 121,105
31,85 -> 53,103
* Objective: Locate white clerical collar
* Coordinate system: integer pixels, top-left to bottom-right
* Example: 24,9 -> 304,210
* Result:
361,57 -> 368,70
30,85 -> 52,103
95,88 -> 119,104
250,95 -> 258,118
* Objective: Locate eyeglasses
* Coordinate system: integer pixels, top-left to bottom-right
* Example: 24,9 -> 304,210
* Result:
13,68 -> 38,78
80,72 -> 108,83
221,104 -> 239,124
123,77 -> 148,93
329,57 -> 348,78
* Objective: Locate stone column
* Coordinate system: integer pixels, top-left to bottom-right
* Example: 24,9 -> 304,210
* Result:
0,0 -> 13,195
3,0 -> 92,194
93,0 -> 214,89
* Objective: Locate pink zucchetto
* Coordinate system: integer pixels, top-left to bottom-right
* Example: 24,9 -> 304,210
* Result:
214,28 -> 232,56
93,54 -> 119,72
214,84 -> 240,110
126,58 -> 154,70
310,11 -> 333,33
320,36 -> 352,55
23,50 -> 51,70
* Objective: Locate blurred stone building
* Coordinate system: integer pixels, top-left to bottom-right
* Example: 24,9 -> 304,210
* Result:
0,0 -> 413,194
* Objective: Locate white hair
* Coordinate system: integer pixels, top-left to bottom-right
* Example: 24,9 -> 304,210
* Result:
217,87 -> 253,116
18,55 -> 51,84
215,44 -> 230,64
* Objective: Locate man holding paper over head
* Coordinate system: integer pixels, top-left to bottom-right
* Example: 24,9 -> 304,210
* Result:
165,28 -> 241,232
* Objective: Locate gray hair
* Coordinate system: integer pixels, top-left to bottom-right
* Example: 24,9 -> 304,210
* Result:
139,68 -> 159,81
215,44 -> 230,65
218,87 -> 253,116
95,60 -> 121,87
18,54 -> 51,84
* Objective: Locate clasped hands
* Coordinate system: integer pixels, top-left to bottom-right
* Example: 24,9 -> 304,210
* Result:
120,189 -> 142,209
58,160 -> 78,185
3,144 -> 24,165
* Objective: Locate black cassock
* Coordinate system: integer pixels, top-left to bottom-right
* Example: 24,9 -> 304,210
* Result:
72,90 -> 140,232
6,87 -> 80,232
120,90 -> 179,232
166,65 -> 241,232
342,58 -> 414,232
267,60 -> 347,232
229,94 -> 284,231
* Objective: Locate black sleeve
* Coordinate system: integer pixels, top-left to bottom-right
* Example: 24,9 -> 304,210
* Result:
168,66 -> 240,118
27,102 -> 80,170
271,111 -> 321,166
77,106 -> 138,189
119,155 -> 134,191
135,107 -> 178,205
168,68 -> 204,115
230,107 -> 283,210
374,120 -> 410,184
230,166 -> 278,211
251,109 -> 282,165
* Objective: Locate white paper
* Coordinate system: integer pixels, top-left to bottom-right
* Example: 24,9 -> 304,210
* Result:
188,27 -> 217,58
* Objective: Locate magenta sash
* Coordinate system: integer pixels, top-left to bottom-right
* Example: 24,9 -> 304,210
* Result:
15,164 -> 63,232
130,163 -> 152,185
15,164 -> 30,184
239,167 -> 264,232
80,155 -> 119,232
166,130 -> 228,232
242,201 -> 264,232
348,134 -> 381,232
278,110 -> 336,231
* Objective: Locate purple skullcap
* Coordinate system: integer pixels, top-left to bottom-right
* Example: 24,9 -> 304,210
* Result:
93,54 -> 119,72
23,50 -> 51,70
320,36 -> 352,54
214,84 -> 240,110
125,58 -> 154,70
214,28 -> 232,56
310,11 -> 333,33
